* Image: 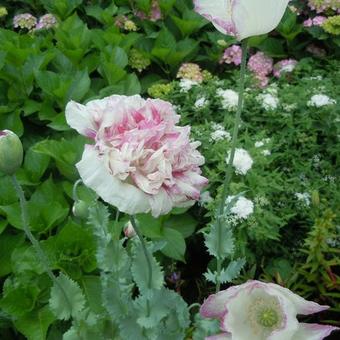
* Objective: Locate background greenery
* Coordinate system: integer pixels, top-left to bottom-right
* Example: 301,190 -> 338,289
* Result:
0,0 -> 339,339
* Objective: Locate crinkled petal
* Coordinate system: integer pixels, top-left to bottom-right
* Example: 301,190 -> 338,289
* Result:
206,333 -> 232,340
233,0 -> 289,40
267,282 -> 329,315
77,146 -> 150,215
293,323 -> 339,340
193,0 -> 236,36
149,187 -> 173,217
200,286 -> 239,319
65,101 -> 97,138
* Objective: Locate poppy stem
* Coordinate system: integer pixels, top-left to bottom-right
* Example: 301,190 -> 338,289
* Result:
130,215 -> 153,315
216,40 -> 248,293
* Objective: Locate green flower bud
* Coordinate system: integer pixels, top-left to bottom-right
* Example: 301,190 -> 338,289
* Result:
72,200 -> 89,219
0,130 -> 23,175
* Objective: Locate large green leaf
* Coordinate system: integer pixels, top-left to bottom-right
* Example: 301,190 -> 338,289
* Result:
14,306 -> 55,340
161,228 -> 186,262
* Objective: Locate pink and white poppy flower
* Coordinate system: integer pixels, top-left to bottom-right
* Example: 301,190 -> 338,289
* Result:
194,0 -> 290,41
201,280 -> 338,340
66,95 -> 208,217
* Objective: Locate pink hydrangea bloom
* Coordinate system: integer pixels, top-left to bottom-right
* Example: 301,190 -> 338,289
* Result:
248,52 -> 273,87
35,14 -> 57,30
66,95 -> 208,217
220,45 -> 242,66
13,13 -> 37,30
303,18 -> 313,27
136,0 -> 162,21
200,280 -> 339,340
273,59 -> 298,78
304,16 -> 327,27
248,52 -> 273,77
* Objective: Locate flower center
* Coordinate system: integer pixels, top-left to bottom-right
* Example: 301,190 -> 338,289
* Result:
248,296 -> 283,335
257,308 -> 279,328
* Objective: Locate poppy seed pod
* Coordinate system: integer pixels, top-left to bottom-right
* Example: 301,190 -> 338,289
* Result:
194,0 -> 290,41
0,130 -> 23,175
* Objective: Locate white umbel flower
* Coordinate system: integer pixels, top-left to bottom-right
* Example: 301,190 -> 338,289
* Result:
179,79 -> 199,92
226,148 -> 253,175
257,93 -> 279,111
195,97 -> 208,108
217,89 -> 239,110
307,94 -> 336,107
226,195 -> 254,219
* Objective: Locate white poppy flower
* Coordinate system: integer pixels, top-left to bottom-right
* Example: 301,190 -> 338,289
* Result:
201,280 -> 338,340
194,0 -> 289,41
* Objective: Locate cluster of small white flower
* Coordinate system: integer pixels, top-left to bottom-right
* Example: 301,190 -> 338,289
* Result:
216,88 -> 239,110
226,195 -> 254,220
179,79 -> 199,92
209,122 -> 231,142
226,148 -> 253,175
254,138 -> 271,156
307,94 -> 336,107
257,92 -> 279,111
256,85 -> 279,111
295,192 -> 311,207
323,175 -> 336,183
194,96 -> 209,108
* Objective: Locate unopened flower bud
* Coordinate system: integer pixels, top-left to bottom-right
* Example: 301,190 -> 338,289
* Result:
0,130 -> 23,175
124,221 -> 136,238
72,200 -> 89,219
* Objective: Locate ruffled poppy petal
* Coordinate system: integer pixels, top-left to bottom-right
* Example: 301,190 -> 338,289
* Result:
293,323 -> 339,340
77,146 -> 150,215
193,0 -> 236,36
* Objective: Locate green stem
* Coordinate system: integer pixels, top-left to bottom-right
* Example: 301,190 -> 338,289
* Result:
130,216 -> 152,316
11,175 -> 73,314
215,40 -> 248,293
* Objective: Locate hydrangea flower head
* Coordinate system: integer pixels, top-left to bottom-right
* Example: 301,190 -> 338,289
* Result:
220,45 -> 242,66
66,95 -> 208,217
13,13 -> 37,30
177,63 -> 203,83
35,14 -> 57,30
201,280 -> 338,340
248,52 -> 274,87
273,59 -> 297,78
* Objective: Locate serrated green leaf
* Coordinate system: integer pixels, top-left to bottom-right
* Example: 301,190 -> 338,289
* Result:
204,223 -> 234,260
219,258 -> 246,283
131,240 -> 164,293
49,273 -> 86,320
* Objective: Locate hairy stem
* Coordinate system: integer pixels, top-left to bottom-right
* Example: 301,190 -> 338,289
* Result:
215,40 -> 248,293
130,215 -> 153,314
